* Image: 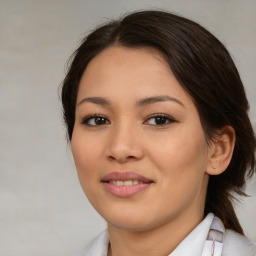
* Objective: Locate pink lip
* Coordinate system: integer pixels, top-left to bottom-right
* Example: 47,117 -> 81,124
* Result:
101,172 -> 153,198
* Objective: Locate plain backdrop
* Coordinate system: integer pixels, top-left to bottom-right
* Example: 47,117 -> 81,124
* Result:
0,0 -> 255,255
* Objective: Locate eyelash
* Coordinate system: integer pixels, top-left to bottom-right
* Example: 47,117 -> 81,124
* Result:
81,113 -> 176,127
146,113 -> 176,126
81,114 -> 110,126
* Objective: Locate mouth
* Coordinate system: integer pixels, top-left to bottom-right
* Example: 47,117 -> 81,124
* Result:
108,180 -> 146,186
101,172 -> 154,197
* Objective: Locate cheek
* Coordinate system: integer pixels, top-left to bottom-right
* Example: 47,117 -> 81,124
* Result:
149,126 -> 208,190
71,130 -> 102,190
149,133 -> 209,217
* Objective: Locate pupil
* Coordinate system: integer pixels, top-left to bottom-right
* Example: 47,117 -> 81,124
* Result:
95,117 -> 105,125
156,117 -> 166,125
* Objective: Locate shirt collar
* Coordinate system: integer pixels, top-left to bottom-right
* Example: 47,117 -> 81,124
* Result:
169,213 -> 214,256
75,213 -> 214,256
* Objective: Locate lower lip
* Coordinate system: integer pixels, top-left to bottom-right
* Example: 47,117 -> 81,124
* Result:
102,182 -> 152,198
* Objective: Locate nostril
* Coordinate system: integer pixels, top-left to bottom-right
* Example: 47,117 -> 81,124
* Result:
108,155 -> 115,161
108,154 -> 136,163
106,138 -> 144,162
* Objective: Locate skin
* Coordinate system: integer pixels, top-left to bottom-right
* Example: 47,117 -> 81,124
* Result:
71,46 -> 235,256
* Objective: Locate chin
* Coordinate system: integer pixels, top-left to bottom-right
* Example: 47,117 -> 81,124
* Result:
103,210 -> 152,231
108,219 -> 152,232
104,209 -> 172,232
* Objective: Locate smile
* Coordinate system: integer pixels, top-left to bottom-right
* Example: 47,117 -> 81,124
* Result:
109,180 -> 142,186
101,172 -> 153,197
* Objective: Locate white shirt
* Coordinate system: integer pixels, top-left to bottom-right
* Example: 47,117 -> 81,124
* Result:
73,213 -> 256,256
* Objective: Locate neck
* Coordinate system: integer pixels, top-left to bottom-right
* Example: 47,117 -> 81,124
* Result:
107,209 -> 205,256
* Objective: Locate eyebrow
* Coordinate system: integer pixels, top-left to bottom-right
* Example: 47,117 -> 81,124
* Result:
136,95 -> 184,107
77,97 -> 110,106
77,95 -> 184,107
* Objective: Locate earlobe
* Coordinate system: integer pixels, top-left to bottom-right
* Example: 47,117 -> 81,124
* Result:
206,126 -> 236,176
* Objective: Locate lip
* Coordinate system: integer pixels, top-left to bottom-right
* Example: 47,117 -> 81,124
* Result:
101,171 -> 153,198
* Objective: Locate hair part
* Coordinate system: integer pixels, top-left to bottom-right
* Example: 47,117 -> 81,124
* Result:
61,10 -> 256,234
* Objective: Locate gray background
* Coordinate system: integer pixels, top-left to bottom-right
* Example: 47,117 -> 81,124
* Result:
0,0 -> 255,255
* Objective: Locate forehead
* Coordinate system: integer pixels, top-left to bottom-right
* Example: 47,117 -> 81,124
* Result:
93,45 -> 169,65
84,45 -> 170,77
77,46 -> 193,108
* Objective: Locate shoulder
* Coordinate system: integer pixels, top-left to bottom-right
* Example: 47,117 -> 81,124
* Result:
222,229 -> 256,256
73,230 -> 109,256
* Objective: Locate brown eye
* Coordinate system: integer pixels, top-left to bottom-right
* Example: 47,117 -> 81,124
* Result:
82,115 -> 110,126
145,114 -> 176,126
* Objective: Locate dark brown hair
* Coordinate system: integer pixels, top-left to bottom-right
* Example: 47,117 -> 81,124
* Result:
61,10 -> 255,234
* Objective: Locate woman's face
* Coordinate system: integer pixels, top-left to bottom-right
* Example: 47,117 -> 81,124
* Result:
72,46 -> 212,231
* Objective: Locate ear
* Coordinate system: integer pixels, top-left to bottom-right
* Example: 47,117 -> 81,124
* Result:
206,126 -> 236,175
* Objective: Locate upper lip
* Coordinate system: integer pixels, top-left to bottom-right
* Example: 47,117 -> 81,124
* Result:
101,172 -> 154,183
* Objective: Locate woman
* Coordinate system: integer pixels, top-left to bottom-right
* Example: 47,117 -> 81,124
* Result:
61,10 -> 256,256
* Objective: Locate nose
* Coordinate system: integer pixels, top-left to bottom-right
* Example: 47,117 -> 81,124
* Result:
106,121 -> 144,163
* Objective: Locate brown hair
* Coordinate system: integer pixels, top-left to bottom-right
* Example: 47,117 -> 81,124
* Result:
61,10 -> 256,234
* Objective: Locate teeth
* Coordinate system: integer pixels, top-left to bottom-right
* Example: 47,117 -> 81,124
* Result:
124,180 -> 132,186
109,180 -> 141,186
